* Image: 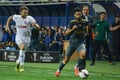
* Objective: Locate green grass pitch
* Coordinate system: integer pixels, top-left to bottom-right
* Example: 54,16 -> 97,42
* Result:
0,60 -> 120,80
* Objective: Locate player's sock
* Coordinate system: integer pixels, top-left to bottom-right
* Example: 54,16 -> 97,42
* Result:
19,50 -> 25,72
77,57 -> 86,71
55,61 -> 66,77
58,61 -> 66,72
18,50 -> 24,66
75,57 -> 82,68
21,50 -> 25,66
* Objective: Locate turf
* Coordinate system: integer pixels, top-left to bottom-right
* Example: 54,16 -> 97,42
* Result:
0,60 -> 120,80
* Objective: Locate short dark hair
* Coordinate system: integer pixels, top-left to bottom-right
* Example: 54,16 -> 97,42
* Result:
73,7 -> 81,14
20,6 -> 28,11
82,5 -> 89,9
100,12 -> 106,15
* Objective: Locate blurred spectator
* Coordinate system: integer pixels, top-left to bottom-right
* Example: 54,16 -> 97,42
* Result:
6,28 -> 17,50
0,28 -> 10,49
1,28 -> 9,43
36,39 -> 47,51
39,27 -> 46,41
44,28 -> 52,50
35,27 -> 47,51
49,40 -> 59,51
54,27 -> 65,56
29,27 -> 40,51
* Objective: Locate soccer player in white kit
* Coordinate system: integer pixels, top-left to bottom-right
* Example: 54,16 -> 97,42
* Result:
5,6 -> 40,72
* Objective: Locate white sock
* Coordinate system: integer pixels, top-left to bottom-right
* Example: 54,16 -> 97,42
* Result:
22,50 -> 25,66
18,50 -> 25,66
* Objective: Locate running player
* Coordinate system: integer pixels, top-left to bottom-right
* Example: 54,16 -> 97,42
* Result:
5,6 -> 40,72
55,7 -> 89,77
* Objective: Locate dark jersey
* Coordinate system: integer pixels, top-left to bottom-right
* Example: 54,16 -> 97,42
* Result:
68,19 -> 88,44
111,21 -> 120,40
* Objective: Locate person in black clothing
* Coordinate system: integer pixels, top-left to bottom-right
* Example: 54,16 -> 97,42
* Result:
82,5 -> 94,59
110,14 -> 120,61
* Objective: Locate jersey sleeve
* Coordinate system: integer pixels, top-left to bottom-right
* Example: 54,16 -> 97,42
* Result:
67,21 -> 74,29
12,14 -> 17,21
29,16 -> 36,24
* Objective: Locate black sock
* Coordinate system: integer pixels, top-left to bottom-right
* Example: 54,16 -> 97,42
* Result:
58,61 -> 66,72
77,58 -> 86,71
76,58 -> 80,68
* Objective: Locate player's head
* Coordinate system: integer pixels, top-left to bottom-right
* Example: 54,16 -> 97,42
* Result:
20,6 -> 28,18
82,5 -> 89,16
99,12 -> 106,21
73,7 -> 82,21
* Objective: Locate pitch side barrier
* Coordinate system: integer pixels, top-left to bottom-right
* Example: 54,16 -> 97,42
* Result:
0,49 -> 59,63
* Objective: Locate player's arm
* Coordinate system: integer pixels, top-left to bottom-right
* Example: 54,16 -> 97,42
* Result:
32,23 -> 41,30
66,25 -> 77,35
110,25 -> 120,31
30,16 -> 41,30
5,16 -> 13,33
66,20 -> 78,35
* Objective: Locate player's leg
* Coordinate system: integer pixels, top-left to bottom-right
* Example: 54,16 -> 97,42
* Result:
74,43 -> 86,76
15,37 -> 26,72
55,44 -> 77,77
19,38 -> 30,72
17,43 -> 25,72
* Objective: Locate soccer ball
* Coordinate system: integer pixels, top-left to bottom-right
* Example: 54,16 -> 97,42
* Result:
79,69 -> 89,79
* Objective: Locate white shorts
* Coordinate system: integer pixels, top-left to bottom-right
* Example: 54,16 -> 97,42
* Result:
15,36 -> 31,48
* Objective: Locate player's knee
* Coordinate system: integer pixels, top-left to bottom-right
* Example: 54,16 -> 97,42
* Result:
19,43 -> 25,50
79,50 -> 86,59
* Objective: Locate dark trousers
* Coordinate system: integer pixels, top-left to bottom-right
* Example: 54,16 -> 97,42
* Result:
113,39 -> 120,61
86,35 -> 92,59
91,40 -> 112,63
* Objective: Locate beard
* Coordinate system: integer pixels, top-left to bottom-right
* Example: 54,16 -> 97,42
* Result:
77,17 -> 81,21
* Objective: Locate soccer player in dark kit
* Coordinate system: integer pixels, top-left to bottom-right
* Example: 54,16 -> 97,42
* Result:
55,7 -> 89,77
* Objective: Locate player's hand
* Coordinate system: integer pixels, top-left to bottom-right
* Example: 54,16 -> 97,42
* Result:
72,25 -> 78,30
5,25 -> 11,33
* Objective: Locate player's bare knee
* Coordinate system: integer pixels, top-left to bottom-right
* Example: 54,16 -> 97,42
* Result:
19,43 -> 25,50
79,50 -> 86,59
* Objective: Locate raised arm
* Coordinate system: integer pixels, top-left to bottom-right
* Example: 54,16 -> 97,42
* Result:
5,16 -> 13,33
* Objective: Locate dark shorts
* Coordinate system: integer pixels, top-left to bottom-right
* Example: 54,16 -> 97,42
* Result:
65,42 -> 86,58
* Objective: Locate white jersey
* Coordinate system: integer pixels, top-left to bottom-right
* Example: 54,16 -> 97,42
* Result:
13,14 -> 36,37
